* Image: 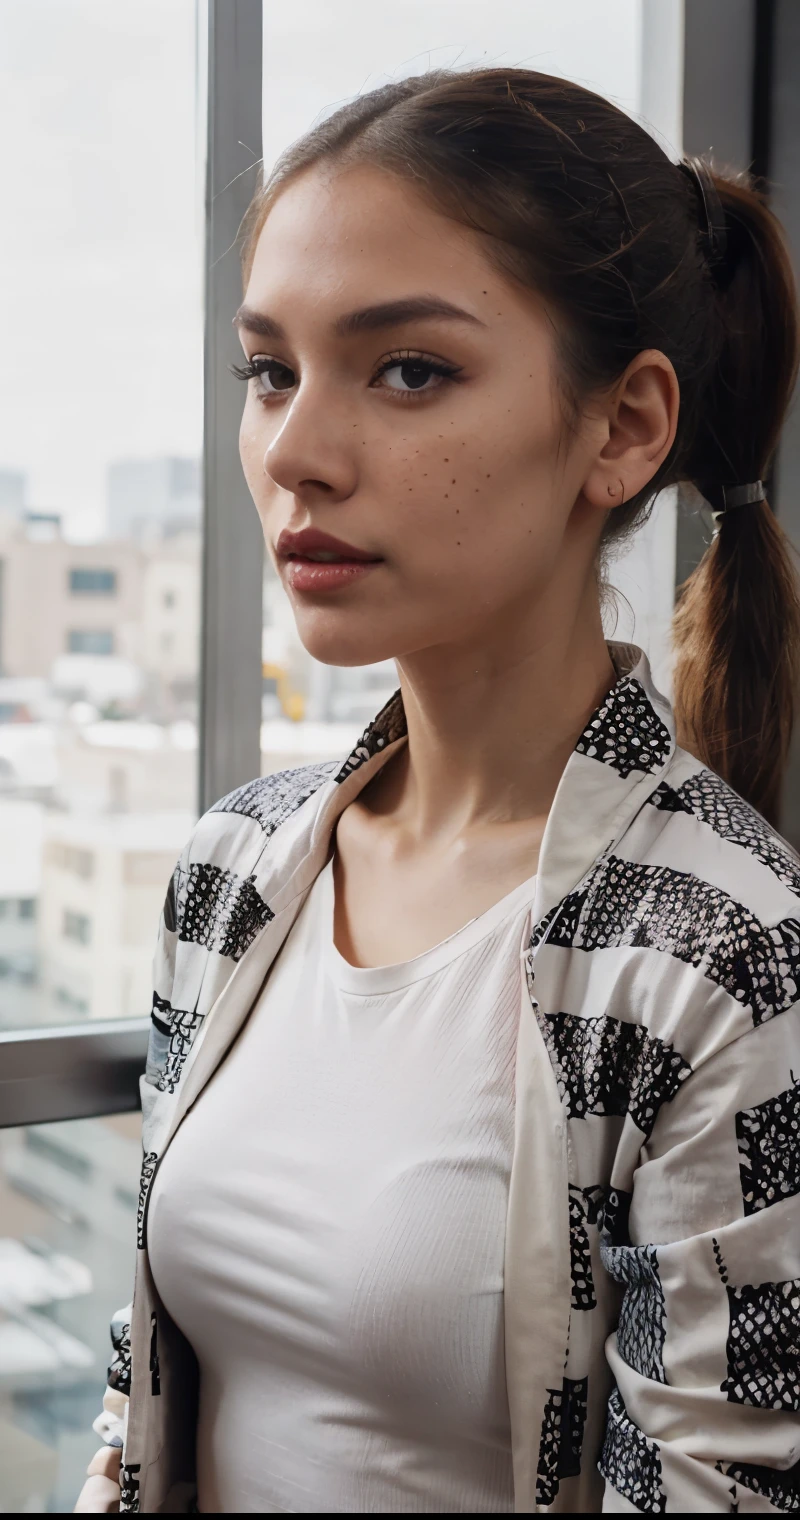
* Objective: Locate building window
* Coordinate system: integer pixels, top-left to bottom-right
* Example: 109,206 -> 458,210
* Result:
69,567 -> 117,595
0,899 -> 37,922
62,909 -> 91,945
123,851 -> 175,886
54,986 -> 90,1015
24,1128 -> 92,1181
46,842 -> 94,879
67,629 -> 114,655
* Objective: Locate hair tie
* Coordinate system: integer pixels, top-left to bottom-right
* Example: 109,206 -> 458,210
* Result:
699,480 -> 766,523
679,157 -> 728,267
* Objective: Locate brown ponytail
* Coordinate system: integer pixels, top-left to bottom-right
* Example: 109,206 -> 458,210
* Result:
672,173 -> 800,823
245,70 -> 800,820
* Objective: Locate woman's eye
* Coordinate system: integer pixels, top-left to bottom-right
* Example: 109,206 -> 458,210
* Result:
253,359 -> 296,396
378,359 -> 446,395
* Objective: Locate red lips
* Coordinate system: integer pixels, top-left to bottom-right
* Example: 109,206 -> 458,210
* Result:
276,527 -> 381,563
276,527 -> 383,594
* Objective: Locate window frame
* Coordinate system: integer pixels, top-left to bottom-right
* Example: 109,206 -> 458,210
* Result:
66,628 -> 115,655
0,1018 -> 149,1126
68,567 -> 118,595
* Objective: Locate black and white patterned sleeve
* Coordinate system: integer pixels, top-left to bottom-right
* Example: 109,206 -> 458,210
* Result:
92,862 -> 183,1453
599,1005 -> 800,1513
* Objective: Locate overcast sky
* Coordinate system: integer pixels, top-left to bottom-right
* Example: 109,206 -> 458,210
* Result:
0,0 -> 640,540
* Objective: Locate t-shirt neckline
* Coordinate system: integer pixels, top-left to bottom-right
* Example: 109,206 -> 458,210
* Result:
321,859 -> 538,996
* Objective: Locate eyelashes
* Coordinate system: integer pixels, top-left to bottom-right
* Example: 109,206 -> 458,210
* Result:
371,350 -> 463,387
229,349 -> 463,401
229,357 -> 272,382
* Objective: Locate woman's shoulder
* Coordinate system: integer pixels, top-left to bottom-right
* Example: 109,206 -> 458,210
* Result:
610,751 -> 800,1041
154,761 -> 340,951
205,760 -> 340,841
645,749 -> 800,906
169,759 -> 339,867
540,751 -> 800,1057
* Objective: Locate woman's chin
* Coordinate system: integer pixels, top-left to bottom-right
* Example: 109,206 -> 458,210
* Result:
296,626 -> 399,671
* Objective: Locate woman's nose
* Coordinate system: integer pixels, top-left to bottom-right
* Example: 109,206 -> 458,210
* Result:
263,387 -> 359,504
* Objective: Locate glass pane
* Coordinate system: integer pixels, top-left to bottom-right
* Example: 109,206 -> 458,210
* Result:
0,1 -> 202,1030
0,1113 -> 140,1513
258,1 -> 644,773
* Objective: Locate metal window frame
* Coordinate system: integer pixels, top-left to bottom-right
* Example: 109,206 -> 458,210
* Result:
680,0 -> 799,847
0,1020 -> 150,1128
199,0 -> 264,815
2,0 -> 264,1131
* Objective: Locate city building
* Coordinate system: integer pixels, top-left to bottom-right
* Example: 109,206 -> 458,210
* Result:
141,532 -> 201,710
55,720 -> 196,816
0,520 -> 144,681
38,810 -> 193,1025
106,457 -> 201,541
0,800 -> 42,1031
0,518 -> 200,714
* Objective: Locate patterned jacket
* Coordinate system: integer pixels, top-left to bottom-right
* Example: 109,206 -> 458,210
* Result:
94,644 -> 800,1513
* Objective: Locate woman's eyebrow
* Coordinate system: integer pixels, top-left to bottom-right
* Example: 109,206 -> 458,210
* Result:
233,296 -> 486,341
334,297 -> 486,335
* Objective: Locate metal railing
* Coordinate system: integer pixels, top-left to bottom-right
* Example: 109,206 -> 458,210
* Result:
0,1019 -> 149,1129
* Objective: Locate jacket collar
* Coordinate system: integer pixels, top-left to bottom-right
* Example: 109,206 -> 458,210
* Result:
312,641 -> 675,932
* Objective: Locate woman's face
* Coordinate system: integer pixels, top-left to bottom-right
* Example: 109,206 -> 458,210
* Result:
238,163 -> 607,668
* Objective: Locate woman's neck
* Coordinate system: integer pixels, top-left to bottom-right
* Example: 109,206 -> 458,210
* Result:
387,594 -> 615,843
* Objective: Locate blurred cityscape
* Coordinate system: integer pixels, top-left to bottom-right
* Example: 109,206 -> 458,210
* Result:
0,458 -> 396,1037
0,1113 -> 141,1512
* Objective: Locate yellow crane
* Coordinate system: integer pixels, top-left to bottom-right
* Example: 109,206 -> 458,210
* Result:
262,660 -> 305,722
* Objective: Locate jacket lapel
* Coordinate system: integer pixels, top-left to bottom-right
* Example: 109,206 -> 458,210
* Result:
531,643 -> 675,932
162,734 -> 409,1150
505,643 -> 676,1511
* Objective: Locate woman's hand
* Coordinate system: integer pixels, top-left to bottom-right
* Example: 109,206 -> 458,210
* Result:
73,1444 -> 121,1513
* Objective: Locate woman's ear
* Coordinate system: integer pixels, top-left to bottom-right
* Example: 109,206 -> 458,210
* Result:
581,348 -> 680,509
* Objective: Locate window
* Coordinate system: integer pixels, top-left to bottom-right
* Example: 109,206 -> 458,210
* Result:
46,841 -> 94,879
0,897 -> 36,921
62,909 -> 91,946
25,1126 -> 92,1181
69,568 -> 117,595
54,986 -> 89,1015
123,850 -> 177,887
66,630 -> 114,656
0,0 -> 201,1034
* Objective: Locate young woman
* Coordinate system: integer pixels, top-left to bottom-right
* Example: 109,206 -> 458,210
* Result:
76,69 -> 800,1515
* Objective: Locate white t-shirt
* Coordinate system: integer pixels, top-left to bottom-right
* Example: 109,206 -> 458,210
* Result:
148,858 -> 537,1514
